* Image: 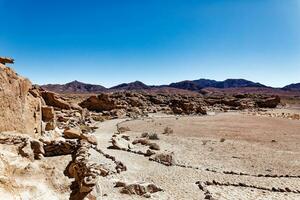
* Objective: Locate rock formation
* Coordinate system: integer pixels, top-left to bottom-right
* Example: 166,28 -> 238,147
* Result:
79,93 -> 119,112
42,106 -> 56,131
79,91 -> 281,118
41,90 -> 71,110
0,63 -> 42,135
0,57 -> 14,64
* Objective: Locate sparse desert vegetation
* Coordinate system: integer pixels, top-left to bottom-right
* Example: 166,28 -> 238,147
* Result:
163,126 -> 174,135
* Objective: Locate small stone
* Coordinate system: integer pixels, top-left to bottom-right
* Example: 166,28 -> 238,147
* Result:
63,127 -> 82,139
115,181 -> 126,187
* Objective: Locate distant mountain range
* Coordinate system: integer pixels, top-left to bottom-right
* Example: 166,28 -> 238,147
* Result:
41,79 -> 300,94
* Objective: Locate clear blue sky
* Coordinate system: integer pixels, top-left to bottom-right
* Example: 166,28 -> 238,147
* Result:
0,0 -> 299,87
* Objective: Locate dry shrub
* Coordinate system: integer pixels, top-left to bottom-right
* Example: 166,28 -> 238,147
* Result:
202,140 -> 209,145
141,132 -> 149,138
148,133 -> 159,140
163,127 -> 173,135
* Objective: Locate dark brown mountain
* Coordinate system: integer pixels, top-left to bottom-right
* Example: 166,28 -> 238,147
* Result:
109,81 -> 150,91
217,79 -> 266,88
41,80 -> 107,93
169,81 -> 202,91
283,83 -> 300,91
41,79 -> 300,97
169,79 -> 266,91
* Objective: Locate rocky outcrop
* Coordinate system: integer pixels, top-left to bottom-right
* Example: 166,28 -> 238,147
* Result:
169,98 -> 207,114
0,57 -> 14,64
79,93 -> 118,112
41,91 -> 71,110
42,106 -> 56,131
41,80 -> 107,94
205,94 -> 281,110
42,138 -> 78,157
79,92 -> 280,119
0,63 -> 42,135
255,96 -> 280,108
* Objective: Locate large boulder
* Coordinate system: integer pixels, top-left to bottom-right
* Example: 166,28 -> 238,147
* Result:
41,91 -> 71,110
79,93 -> 117,112
42,106 -> 56,131
170,98 -> 206,115
109,136 -> 132,150
63,127 -> 98,145
0,63 -> 42,135
63,127 -> 82,139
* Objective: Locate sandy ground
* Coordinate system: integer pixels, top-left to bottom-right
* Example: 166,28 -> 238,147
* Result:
0,109 -> 299,199
92,111 -> 300,200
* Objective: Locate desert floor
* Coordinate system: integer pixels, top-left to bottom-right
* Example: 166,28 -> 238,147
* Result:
93,110 -> 300,200
1,109 -> 299,200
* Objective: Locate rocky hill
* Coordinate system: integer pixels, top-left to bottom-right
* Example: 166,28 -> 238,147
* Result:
42,80 -> 107,93
41,79 -> 270,94
169,79 -> 266,91
110,81 -> 150,91
283,83 -> 300,91
169,81 -> 202,91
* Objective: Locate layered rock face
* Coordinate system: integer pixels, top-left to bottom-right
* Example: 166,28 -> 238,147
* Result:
0,63 -> 42,135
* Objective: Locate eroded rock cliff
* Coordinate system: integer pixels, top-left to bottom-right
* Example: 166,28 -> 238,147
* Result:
0,63 -> 42,135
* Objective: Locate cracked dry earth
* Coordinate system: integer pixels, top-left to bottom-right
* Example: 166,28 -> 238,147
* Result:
94,111 -> 300,200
